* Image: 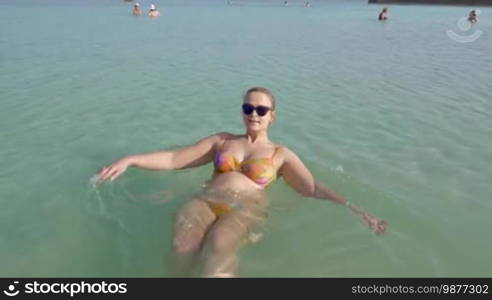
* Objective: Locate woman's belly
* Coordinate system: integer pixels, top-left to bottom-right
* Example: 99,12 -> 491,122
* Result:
201,172 -> 267,209
207,171 -> 263,193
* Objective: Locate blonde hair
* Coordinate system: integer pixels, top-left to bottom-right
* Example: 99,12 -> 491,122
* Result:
243,87 -> 276,111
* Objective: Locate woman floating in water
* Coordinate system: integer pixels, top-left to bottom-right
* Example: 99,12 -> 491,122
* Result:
132,3 -> 142,16
148,4 -> 160,18
378,7 -> 389,21
96,87 -> 388,277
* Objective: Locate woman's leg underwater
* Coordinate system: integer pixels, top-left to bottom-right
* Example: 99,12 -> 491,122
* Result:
170,198 -> 217,276
200,203 -> 267,277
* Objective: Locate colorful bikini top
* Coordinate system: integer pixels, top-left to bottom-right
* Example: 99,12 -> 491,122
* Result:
213,140 -> 279,187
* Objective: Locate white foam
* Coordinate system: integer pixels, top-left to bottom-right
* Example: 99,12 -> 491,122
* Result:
89,174 -> 100,187
335,165 -> 344,173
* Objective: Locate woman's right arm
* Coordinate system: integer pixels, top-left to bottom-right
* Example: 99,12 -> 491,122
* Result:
278,147 -> 388,235
97,132 -> 229,182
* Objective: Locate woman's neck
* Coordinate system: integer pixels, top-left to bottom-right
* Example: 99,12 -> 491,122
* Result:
244,130 -> 269,144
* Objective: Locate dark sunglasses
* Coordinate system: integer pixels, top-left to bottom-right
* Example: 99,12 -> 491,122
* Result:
242,104 -> 271,117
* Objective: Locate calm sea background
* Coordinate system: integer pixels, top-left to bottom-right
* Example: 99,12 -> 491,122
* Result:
1,0 -> 491,277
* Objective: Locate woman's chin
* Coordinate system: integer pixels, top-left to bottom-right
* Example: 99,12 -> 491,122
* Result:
245,124 -> 263,132
247,129 -> 262,134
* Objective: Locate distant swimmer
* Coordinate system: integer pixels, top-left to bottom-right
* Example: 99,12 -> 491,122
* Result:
284,1 -> 288,6
468,10 -> 479,23
132,3 -> 142,16
148,4 -> 161,17
305,1 -> 311,7
378,7 -> 389,21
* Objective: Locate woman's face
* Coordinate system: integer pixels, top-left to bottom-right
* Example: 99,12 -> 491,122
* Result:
242,92 -> 275,133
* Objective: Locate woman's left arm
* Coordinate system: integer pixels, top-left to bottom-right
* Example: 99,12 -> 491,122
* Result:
278,147 -> 388,234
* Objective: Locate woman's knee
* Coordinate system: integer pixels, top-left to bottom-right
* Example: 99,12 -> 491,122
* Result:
207,228 -> 241,254
172,233 -> 202,255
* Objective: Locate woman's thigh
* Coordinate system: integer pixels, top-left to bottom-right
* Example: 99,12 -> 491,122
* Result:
172,198 -> 217,254
203,201 -> 268,253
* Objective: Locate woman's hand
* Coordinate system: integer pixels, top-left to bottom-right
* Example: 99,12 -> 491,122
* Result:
97,157 -> 132,182
348,203 -> 388,235
360,211 -> 388,235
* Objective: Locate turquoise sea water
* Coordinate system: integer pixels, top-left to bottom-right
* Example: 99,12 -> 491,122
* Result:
1,0 -> 491,277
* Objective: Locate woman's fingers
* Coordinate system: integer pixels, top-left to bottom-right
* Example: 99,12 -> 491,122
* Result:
360,212 -> 388,235
106,167 -> 122,181
110,168 -> 124,181
97,166 -> 106,176
95,160 -> 128,183
377,220 -> 388,234
371,219 -> 388,235
97,166 -> 112,182
98,166 -> 119,182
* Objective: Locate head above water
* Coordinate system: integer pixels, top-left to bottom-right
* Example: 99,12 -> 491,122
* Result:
243,87 -> 276,111
242,87 -> 276,133
382,7 -> 388,12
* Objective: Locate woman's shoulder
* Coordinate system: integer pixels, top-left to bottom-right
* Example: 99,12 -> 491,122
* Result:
215,132 -> 239,140
272,145 -> 300,161
206,132 -> 240,147
271,143 -> 290,151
